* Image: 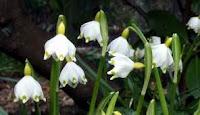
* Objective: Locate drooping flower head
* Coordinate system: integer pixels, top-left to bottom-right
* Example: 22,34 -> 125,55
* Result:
44,34 -> 76,61
107,53 -> 135,80
187,16 -> 200,34
108,36 -> 133,57
44,15 -> 76,61
14,60 -> 45,103
150,36 -> 174,73
14,76 -> 46,103
78,21 -> 103,46
59,62 -> 87,88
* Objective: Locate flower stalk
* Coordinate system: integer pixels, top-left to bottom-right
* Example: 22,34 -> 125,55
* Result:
49,15 -> 65,115
88,10 -> 108,115
128,23 -> 152,115
49,59 -> 61,115
169,34 -> 181,115
153,67 -> 169,115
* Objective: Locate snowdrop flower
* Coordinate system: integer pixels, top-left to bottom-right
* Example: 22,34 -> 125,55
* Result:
150,36 -> 161,45
108,36 -> 132,57
44,34 -> 76,61
187,16 -> 200,34
14,76 -> 46,103
135,48 -> 145,59
78,21 -> 103,46
107,53 -> 133,80
150,36 -> 174,73
59,62 -> 87,88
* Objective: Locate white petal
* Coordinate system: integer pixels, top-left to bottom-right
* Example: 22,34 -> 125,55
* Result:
108,53 -> 134,80
30,78 -> 46,102
14,76 -> 45,103
108,36 -> 131,57
59,62 -> 87,88
152,44 -> 173,73
79,21 -> 102,46
44,34 -> 76,61
135,48 -> 144,59
150,36 -> 161,45
187,17 -> 200,33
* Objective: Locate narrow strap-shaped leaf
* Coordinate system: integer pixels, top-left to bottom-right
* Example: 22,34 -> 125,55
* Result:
96,92 -> 115,115
105,92 -> 119,115
146,99 -> 156,115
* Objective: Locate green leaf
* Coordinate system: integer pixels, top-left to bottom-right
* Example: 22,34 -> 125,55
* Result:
106,92 -> 119,115
186,56 -> 200,99
147,10 -> 188,41
0,107 -> 8,115
116,107 -> 135,115
194,100 -> 200,115
146,99 -> 156,115
96,92 -> 115,115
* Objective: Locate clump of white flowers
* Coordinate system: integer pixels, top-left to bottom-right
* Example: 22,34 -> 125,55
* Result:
150,36 -> 174,73
14,60 -> 45,103
187,16 -> 200,34
44,15 -> 87,88
78,21 -> 103,46
59,61 -> 87,88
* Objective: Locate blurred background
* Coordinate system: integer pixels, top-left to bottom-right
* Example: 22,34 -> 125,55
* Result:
0,0 -> 200,114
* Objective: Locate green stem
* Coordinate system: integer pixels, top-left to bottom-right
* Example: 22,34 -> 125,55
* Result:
19,103 -> 28,115
136,95 -> 144,115
49,60 -> 61,115
35,102 -> 41,115
88,56 -> 106,115
136,43 -> 152,115
128,25 -> 148,44
153,68 -> 169,115
169,83 -> 177,115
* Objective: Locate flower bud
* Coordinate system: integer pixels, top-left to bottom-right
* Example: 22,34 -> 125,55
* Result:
121,28 -> 129,39
56,15 -> 66,35
24,60 -> 32,76
165,37 -> 172,47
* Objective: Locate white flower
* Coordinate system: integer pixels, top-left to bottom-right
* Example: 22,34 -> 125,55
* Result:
150,36 -> 173,73
44,34 -> 76,61
187,17 -> 200,34
14,76 -> 45,103
59,62 -> 87,88
150,36 -> 161,45
78,21 -> 103,46
152,44 -> 173,73
135,48 -> 145,59
107,53 -> 134,80
108,36 -> 132,57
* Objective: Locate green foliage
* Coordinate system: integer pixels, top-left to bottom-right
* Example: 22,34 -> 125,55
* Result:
0,52 -> 23,73
96,92 -> 119,115
147,10 -> 188,41
0,107 -> 8,115
172,33 -> 181,83
194,100 -> 200,115
186,56 -> 200,99
191,0 -> 200,15
116,107 -> 135,115
146,99 -> 155,115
